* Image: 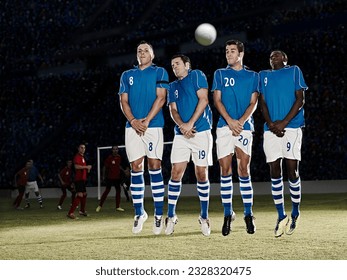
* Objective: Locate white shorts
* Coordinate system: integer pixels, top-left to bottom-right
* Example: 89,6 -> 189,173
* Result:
171,130 -> 213,166
263,128 -> 302,163
125,127 -> 163,162
25,181 -> 39,193
216,126 -> 253,159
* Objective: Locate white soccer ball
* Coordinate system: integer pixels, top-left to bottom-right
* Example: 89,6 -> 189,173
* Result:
195,23 -> 217,46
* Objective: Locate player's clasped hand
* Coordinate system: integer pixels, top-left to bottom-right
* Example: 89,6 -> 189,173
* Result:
179,123 -> 196,139
268,121 -> 286,137
131,118 -> 148,136
227,119 -> 243,136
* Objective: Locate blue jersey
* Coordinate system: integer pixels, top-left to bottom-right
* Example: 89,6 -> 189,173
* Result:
212,66 -> 259,131
28,166 -> 39,182
259,65 -> 308,130
168,69 -> 212,135
119,64 -> 169,128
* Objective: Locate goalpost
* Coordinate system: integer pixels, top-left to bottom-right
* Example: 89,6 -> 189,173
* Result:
96,142 -> 173,200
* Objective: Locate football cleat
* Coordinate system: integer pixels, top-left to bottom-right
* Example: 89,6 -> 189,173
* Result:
244,215 -> 256,234
274,215 -> 289,237
165,215 -> 178,235
96,206 -> 102,212
79,211 -> 89,217
66,213 -> 78,219
57,205 -> 62,210
286,214 -> 300,235
198,216 -> 211,237
153,215 -> 163,235
222,211 -> 236,236
116,207 -> 125,212
132,211 -> 148,234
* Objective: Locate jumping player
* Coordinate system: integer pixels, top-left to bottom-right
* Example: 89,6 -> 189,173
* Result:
119,41 -> 169,235
212,39 -> 259,236
165,54 -> 213,236
259,50 -> 308,237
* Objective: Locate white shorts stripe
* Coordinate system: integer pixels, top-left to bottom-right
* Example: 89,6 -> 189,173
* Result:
264,128 -> 302,163
216,127 -> 253,159
126,127 -> 163,162
171,131 -> 213,166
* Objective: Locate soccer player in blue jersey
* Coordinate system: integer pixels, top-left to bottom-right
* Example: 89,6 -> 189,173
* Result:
212,40 -> 259,236
165,54 -> 213,236
119,41 -> 169,235
259,50 -> 308,237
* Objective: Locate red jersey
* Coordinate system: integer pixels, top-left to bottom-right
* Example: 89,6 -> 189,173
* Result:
17,168 -> 28,186
74,153 -> 87,181
104,154 -> 122,180
59,166 -> 72,186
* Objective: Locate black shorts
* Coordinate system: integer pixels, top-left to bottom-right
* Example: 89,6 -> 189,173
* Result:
106,179 -> 121,188
74,181 -> 87,193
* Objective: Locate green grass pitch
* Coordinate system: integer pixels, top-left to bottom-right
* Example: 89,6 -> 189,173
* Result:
0,193 -> 346,260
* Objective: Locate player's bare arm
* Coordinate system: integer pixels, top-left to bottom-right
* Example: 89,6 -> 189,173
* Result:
239,91 -> 259,128
272,89 -> 305,134
169,102 -> 194,139
141,87 -> 166,130
259,93 -> 283,137
119,92 -> 147,135
213,89 -> 243,135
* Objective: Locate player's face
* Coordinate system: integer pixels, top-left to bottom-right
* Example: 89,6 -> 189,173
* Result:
270,51 -> 286,69
112,147 -> 118,154
78,145 -> 86,155
137,44 -> 154,67
225,44 -> 242,66
171,57 -> 188,79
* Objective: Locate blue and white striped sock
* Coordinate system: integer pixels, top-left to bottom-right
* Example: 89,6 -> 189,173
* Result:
167,179 -> 181,218
220,175 -> 233,216
130,170 -> 145,216
197,181 -> 210,219
239,176 -> 253,216
289,177 -> 301,217
271,177 -> 286,220
149,168 -> 165,216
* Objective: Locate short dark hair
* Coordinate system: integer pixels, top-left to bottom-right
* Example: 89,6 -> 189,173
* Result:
272,49 -> 288,61
137,40 -> 154,50
171,54 -> 191,68
225,39 -> 244,53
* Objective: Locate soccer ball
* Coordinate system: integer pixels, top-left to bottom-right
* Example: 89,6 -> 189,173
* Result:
194,23 -> 217,46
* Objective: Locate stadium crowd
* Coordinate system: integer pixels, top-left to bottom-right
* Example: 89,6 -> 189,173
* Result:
1,0 -> 346,188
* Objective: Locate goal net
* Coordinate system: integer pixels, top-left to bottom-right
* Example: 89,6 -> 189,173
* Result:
96,142 -> 173,200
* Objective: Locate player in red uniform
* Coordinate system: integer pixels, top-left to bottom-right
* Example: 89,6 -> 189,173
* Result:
96,146 -> 126,212
13,161 -> 30,209
57,160 -> 76,210
67,144 -> 92,219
